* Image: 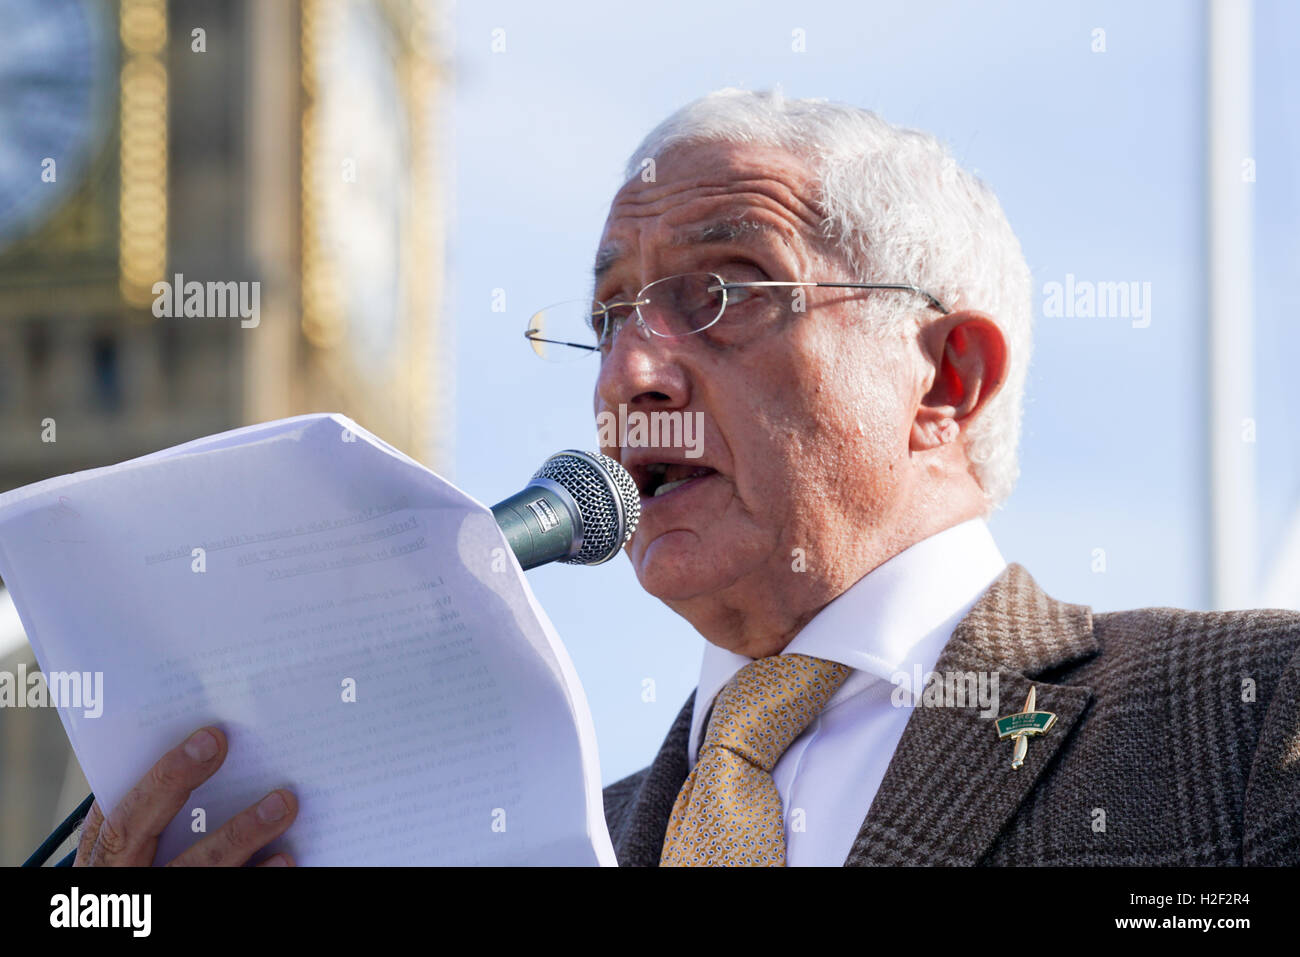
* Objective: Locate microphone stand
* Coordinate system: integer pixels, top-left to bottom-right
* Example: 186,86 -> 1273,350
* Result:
23,792 -> 94,867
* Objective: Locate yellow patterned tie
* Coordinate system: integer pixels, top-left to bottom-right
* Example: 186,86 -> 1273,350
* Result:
660,653 -> 851,866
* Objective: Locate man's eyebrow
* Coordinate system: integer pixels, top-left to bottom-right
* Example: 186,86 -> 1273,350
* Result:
672,218 -> 783,246
592,218 -> 784,284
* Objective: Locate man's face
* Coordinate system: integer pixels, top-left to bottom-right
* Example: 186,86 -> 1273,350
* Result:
593,141 -> 923,644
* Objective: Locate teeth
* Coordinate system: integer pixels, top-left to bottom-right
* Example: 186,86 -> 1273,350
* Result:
653,478 -> 691,497
652,471 -> 715,497
640,464 -> 717,498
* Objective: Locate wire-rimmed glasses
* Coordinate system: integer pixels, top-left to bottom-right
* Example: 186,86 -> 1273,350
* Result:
524,271 -> 950,361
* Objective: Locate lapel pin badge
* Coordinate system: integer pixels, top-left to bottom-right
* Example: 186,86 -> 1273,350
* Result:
995,686 -> 1057,770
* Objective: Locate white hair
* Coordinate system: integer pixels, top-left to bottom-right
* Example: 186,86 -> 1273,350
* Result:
621,88 -> 1033,509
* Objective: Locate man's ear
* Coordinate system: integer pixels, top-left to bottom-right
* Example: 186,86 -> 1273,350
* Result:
910,311 -> 1009,452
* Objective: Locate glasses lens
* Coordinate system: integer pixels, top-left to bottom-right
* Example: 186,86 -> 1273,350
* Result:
525,300 -> 605,361
638,272 -> 725,338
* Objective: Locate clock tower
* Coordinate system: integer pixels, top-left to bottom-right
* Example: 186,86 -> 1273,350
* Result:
0,0 -> 448,863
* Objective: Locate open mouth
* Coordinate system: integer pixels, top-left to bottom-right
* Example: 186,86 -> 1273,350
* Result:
633,462 -> 718,499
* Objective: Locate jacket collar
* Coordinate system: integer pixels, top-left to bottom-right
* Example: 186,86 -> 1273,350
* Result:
941,561 -> 1096,675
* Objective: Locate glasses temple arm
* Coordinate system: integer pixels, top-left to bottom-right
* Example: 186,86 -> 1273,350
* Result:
714,280 -> 949,314
523,331 -> 598,352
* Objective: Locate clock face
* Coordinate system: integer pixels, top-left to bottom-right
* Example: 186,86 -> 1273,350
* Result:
0,0 -> 114,250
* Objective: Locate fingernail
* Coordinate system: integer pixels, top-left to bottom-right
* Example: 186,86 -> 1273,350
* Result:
257,791 -> 289,822
264,853 -> 290,866
184,729 -> 219,763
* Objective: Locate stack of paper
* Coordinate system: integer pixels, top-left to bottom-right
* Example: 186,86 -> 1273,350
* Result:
0,413 -> 615,866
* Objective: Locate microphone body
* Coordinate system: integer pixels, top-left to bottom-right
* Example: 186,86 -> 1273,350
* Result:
491,479 -> 582,570
490,450 -> 640,570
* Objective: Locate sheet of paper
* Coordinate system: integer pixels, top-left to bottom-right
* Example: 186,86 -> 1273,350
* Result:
0,413 -> 616,866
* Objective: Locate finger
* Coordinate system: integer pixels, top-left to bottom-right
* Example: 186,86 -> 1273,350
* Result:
90,727 -> 228,866
256,852 -> 294,867
167,789 -> 299,867
73,800 -> 105,867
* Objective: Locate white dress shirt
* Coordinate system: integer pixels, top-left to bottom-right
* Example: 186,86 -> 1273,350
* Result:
687,518 -> 1007,866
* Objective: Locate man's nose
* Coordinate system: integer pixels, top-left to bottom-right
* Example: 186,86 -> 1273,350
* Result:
595,312 -> 690,411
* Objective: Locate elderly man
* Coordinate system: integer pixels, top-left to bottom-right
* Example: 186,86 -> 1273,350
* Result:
572,88 -> 1300,867
73,89 -> 1300,868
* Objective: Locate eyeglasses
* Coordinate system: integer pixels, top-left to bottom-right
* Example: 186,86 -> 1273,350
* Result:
523,271 -> 950,361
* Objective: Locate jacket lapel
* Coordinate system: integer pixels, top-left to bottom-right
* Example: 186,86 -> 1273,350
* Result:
844,562 -> 1097,865
608,692 -> 694,866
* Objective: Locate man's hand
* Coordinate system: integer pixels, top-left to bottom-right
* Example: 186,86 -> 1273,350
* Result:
74,726 -> 298,866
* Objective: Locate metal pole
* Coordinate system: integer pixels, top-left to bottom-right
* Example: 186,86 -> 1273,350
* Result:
1207,0 -> 1256,610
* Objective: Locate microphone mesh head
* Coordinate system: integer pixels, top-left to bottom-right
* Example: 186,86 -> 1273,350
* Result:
532,450 -> 640,565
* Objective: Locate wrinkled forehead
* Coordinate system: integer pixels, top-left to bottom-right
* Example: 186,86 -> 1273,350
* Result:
594,141 -> 825,281
603,140 -> 818,222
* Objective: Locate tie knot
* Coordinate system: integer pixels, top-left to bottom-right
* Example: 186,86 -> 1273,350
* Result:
701,653 -> 851,772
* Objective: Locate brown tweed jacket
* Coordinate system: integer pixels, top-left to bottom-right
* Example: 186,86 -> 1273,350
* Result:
602,563 -> 1300,865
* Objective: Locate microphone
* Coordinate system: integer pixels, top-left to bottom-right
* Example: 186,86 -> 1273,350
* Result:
490,450 -> 640,570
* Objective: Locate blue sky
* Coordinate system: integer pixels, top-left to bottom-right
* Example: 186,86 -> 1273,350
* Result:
448,0 -> 1300,783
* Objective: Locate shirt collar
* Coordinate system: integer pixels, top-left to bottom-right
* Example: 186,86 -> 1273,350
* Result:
688,517 -> 1007,766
